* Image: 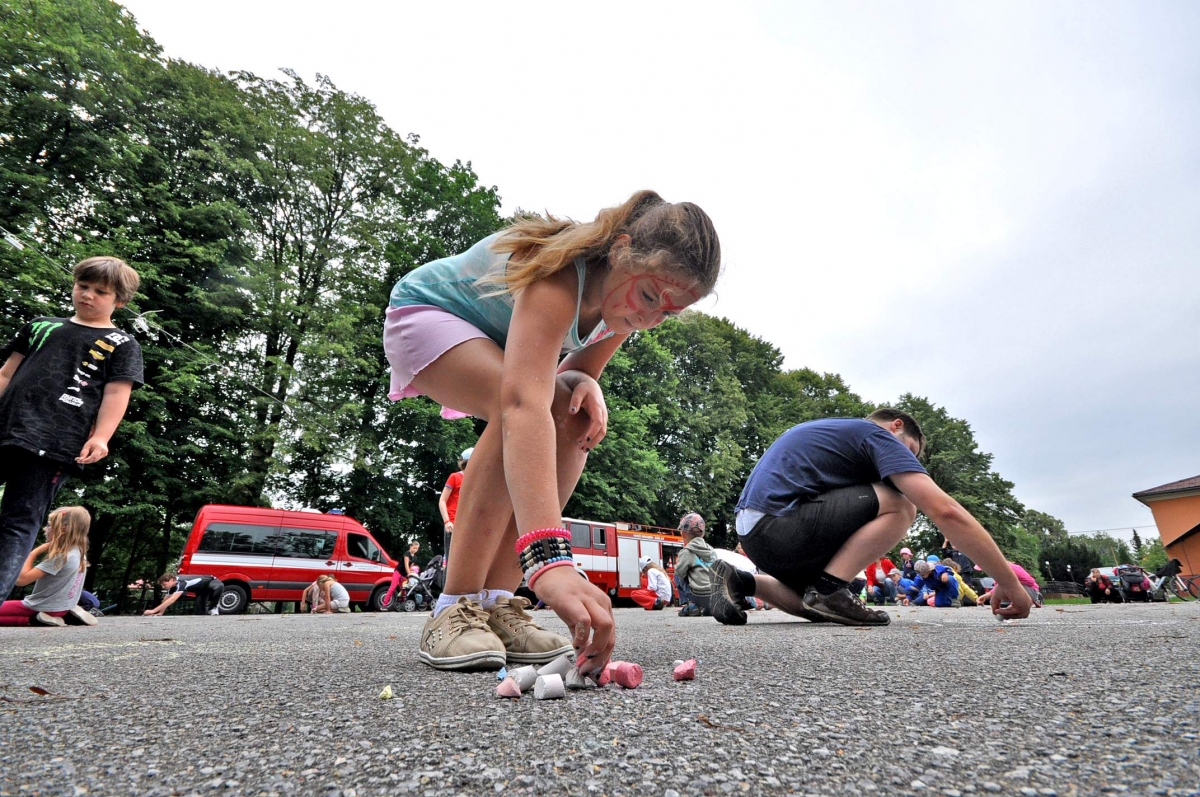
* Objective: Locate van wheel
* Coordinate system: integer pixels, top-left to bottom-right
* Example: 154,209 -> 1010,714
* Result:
219,584 -> 249,614
368,585 -> 390,612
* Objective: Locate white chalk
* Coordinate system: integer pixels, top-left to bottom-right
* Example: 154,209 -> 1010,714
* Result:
533,673 -> 566,700
564,667 -> 596,690
537,653 -> 573,679
511,665 -> 539,692
672,660 -> 685,668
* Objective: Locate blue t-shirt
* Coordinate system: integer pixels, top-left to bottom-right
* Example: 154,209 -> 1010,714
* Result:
736,418 -> 927,516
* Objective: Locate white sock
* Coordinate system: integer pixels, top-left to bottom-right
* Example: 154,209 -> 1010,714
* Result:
434,592 -> 482,617
480,589 -> 514,609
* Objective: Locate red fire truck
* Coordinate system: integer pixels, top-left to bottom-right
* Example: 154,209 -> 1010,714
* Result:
564,516 -> 685,602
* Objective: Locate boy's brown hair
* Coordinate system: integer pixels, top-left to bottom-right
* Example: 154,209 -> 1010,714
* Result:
73,256 -> 141,304
867,407 -> 926,456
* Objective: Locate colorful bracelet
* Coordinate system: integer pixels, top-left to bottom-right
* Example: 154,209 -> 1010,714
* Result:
519,537 -> 573,576
528,559 -> 578,591
515,527 -> 570,553
517,527 -> 573,590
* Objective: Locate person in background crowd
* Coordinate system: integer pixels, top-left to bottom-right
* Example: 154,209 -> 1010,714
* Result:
943,559 -> 978,606
914,560 -> 960,607
977,562 -> 1043,608
145,573 -> 225,616
865,555 -> 898,606
438,448 -> 472,559
631,556 -> 672,610
1085,567 -> 1120,603
674,513 -> 717,617
312,574 -> 351,614
898,547 -> 918,580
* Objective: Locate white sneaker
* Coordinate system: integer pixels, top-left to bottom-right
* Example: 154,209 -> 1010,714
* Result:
64,606 -> 98,626
33,612 -> 66,627
209,608 -> 220,616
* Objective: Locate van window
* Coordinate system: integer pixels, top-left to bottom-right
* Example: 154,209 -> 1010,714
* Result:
592,526 -> 609,549
347,533 -> 382,563
569,522 -> 591,549
198,523 -> 278,556
276,528 -> 337,560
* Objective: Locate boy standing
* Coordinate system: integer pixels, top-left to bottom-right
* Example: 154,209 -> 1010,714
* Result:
0,257 -> 143,602
710,409 -> 1031,626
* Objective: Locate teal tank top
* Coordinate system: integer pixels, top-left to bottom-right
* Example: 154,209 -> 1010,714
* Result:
389,234 -> 613,354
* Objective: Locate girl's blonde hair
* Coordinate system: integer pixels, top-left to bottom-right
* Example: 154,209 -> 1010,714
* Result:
46,506 -> 91,573
488,190 -> 721,296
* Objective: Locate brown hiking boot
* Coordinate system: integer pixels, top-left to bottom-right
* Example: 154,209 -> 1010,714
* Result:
486,596 -> 573,665
418,597 -> 506,671
803,587 -> 890,626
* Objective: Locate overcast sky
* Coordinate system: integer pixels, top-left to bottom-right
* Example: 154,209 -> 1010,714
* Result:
119,0 -> 1199,540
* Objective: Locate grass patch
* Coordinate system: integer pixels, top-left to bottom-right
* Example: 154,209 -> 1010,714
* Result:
1044,597 -> 1090,605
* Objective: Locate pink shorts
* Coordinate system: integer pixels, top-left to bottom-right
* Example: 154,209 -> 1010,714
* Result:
384,304 -> 489,419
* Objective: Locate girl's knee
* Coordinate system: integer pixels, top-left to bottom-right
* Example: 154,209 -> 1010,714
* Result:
550,382 -> 590,440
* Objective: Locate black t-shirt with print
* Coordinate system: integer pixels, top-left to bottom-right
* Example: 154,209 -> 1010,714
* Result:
0,317 -> 144,463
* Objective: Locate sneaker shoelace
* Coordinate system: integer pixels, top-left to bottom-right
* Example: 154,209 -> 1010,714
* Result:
448,600 -> 492,633
496,600 -> 537,630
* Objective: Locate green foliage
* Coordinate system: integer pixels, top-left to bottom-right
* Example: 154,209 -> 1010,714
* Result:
2,0 -> 1063,605
1139,537 -> 1168,572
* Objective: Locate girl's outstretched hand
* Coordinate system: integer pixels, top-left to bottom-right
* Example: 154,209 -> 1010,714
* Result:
532,565 -> 615,676
561,372 -> 608,451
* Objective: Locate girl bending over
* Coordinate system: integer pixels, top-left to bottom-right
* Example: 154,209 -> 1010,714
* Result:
386,190 -> 721,672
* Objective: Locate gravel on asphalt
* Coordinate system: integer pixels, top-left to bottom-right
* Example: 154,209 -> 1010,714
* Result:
2,602 -> 1198,796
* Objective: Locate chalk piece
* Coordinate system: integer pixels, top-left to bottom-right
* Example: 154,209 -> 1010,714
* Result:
534,673 -> 566,700
537,653 -> 573,679
496,677 -> 523,699
672,660 -> 685,668
673,659 -> 697,681
378,684 -> 394,700
497,667 -> 508,681
613,662 -> 644,689
564,667 -> 596,690
511,665 -> 539,692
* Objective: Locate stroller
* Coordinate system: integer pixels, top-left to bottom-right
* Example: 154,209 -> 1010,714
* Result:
1114,564 -> 1152,602
389,556 -> 444,613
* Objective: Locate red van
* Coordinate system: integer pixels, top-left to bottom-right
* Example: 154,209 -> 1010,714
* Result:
177,505 -> 398,613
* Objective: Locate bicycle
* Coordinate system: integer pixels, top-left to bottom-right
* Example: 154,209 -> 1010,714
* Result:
1154,572 -> 1200,601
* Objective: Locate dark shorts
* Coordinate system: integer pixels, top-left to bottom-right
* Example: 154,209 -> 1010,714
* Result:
739,484 -> 880,595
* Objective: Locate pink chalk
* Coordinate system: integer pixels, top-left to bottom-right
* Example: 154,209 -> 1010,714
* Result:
673,659 -> 697,681
612,662 -> 643,689
495,677 -> 522,699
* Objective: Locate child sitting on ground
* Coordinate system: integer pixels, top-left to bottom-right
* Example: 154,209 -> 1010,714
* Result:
631,557 -> 673,610
0,506 -> 95,627
914,560 -> 960,607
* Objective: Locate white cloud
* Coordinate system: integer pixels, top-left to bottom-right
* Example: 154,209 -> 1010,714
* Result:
121,0 -> 1200,535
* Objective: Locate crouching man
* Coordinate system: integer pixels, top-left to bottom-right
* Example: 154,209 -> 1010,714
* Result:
710,409 -> 1031,626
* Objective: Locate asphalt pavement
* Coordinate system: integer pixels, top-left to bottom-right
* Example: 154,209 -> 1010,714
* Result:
2,602 -> 1198,797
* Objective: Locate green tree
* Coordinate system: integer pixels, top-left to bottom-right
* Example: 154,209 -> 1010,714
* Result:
1139,537 -> 1168,572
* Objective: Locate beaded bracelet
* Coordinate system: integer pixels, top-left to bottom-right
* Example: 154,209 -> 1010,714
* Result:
514,527 -> 570,553
516,527 -> 573,591
519,537 -> 573,576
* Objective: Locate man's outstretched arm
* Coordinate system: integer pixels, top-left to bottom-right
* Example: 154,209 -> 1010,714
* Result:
890,472 -> 1031,619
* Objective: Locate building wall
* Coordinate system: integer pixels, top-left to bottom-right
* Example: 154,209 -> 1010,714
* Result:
1166,535 -> 1200,577
1143,492 -> 1200,577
